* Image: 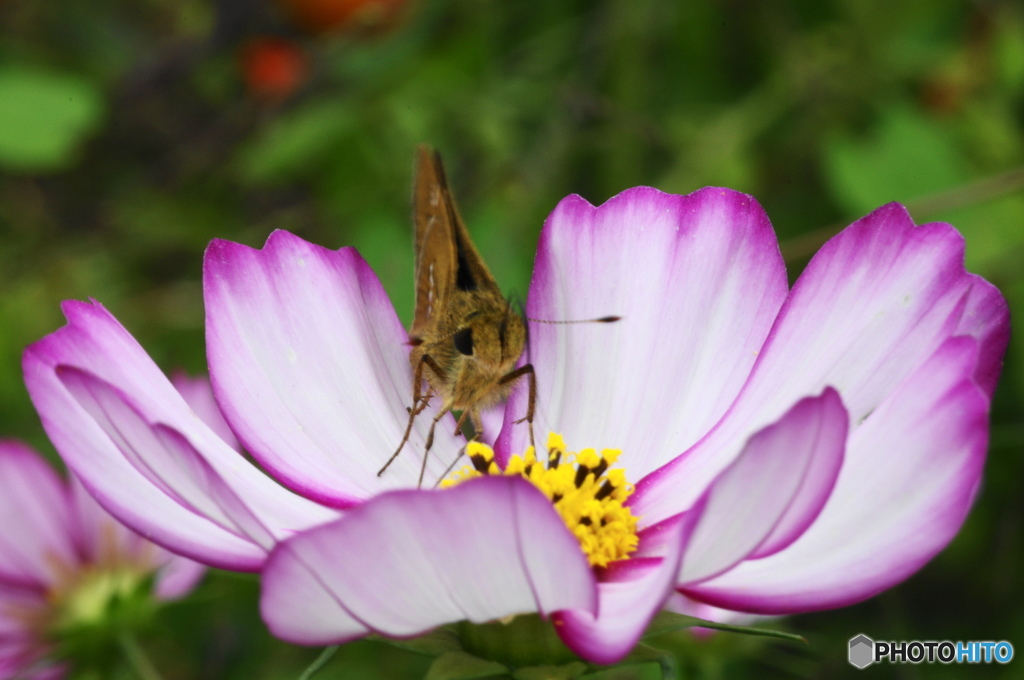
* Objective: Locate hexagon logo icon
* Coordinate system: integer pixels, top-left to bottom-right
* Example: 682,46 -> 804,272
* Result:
849,634 -> 874,669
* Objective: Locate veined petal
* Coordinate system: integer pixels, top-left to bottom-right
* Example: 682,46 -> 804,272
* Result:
0,442 -> 76,588
204,231 -> 463,507
553,511 -> 697,665
57,367 -> 333,552
496,187 -> 788,475
637,203 -> 1009,523
261,543 -> 369,647
668,389 -> 847,584
261,476 -> 597,645
686,336 -> 989,612
22,301 -> 335,571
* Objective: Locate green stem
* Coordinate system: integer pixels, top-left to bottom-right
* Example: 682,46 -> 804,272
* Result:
118,633 -> 165,680
297,646 -> 339,680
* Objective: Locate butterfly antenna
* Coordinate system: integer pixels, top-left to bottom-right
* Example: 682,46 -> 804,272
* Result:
527,315 -> 622,324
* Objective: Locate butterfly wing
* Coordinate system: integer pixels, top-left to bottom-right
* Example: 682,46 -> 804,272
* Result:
411,146 -> 503,338
411,146 -> 458,339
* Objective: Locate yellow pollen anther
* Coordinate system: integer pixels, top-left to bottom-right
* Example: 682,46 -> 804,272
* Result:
443,433 -> 640,568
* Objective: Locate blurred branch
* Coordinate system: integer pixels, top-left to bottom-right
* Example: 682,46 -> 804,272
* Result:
781,164 -> 1024,262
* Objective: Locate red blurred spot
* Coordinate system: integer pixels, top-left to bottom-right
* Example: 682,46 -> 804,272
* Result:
277,0 -> 410,36
240,37 -> 310,102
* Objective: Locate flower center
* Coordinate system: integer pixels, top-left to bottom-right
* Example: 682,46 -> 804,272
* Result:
48,566 -> 150,633
442,433 -> 639,568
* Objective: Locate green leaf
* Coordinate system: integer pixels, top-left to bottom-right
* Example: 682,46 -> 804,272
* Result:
425,651 -> 510,680
579,664 -> 664,680
643,611 -> 807,645
512,661 -> 588,680
370,627 -> 463,657
0,66 -> 104,172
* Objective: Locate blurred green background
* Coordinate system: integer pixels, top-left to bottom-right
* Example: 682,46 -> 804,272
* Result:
1,0 -> 1022,677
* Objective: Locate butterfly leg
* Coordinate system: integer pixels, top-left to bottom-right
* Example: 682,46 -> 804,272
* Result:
468,410 -> 484,441
433,443 -> 468,488
379,353 -> 447,477
499,363 -> 536,450
419,402 -> 453,488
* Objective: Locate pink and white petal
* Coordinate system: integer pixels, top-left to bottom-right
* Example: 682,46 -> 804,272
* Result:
685,336 -> 988,613
153,555 -> 206,601
261,476 -> 597,645
477,404 -> 504,447
23,301 -> 335,571
953,276 -> 1010,398
68,436 -> 216,600
0,641 -> 61,680
643,203 -> 1008,515
170,372 -> 242,452
149,424 -> 276,548
66,473 -> 205,602
554,512 -> 697,665
0,641 -> 33,677
10,661 -> 66,680
24,305 -> 262,570
0,442 -> 77,588
0,583 -> 58,678
261,540 -> 370,646
70,469 -> 210,601
0,584 -> 65,678
0,581 -> 48,636
205,231 -> 463,507
58,367 -> 333,553
496,187 -> 788,475
661,389 -> 847,584
67,473 -> 140,565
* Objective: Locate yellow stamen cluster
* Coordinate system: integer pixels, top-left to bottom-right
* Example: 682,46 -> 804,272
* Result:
21,522 -> 160,636
442,433 -> 640,568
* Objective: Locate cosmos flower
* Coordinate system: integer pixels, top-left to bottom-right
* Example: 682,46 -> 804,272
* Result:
0,440 -> 205,679
23,187 -> 1008,665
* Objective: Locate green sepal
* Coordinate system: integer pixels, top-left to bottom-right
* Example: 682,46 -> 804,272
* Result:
643,611 -> 807,644
579,664 -> 665,680
369,627 -> 463,657
512,661 -> 588,680
609,641 -> 680,680
458,616 -> 578,667
425,650 -> 510,680
577,643 -> 679,680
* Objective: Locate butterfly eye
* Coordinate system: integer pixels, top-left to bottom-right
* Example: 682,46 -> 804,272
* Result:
453,328 -> 474,356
